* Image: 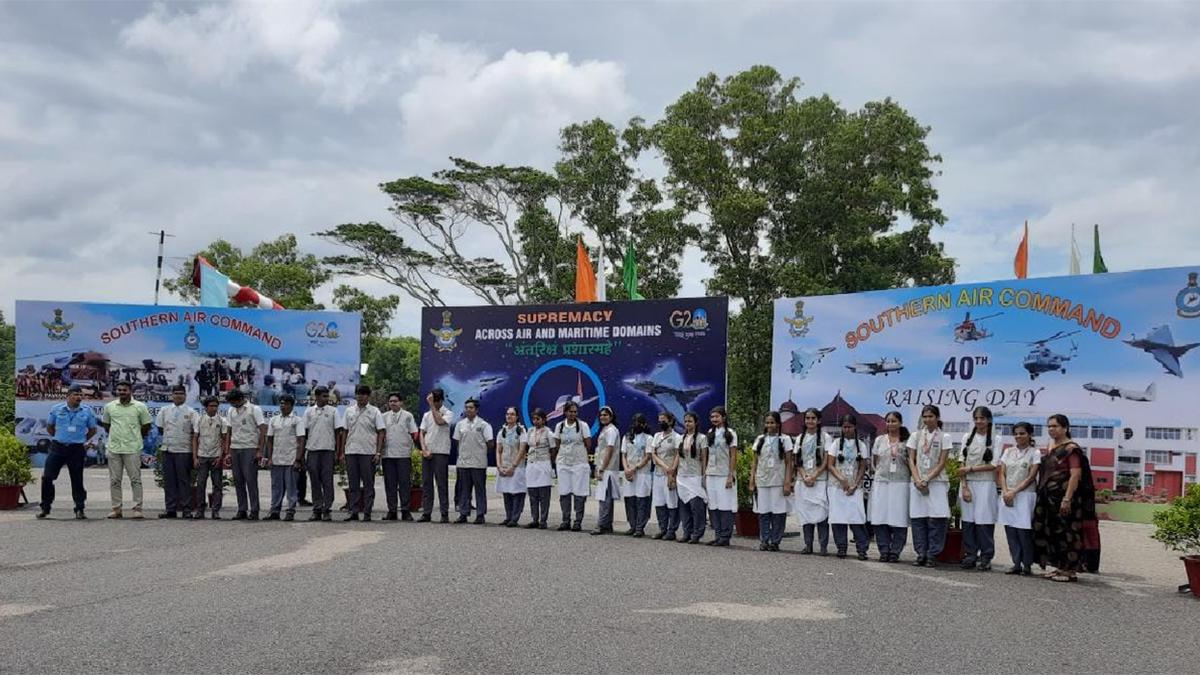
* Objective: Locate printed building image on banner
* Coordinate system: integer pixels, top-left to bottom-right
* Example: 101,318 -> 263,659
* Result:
420,298 -> 728,462
15,300 -> 361,467
771,266 -> 1200,498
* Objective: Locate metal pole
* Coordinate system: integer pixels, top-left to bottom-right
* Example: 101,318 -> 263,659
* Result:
150,230 -> 175,305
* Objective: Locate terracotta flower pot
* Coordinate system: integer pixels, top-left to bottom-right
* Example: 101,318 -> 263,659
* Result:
937,528 -> 965,563
0,484 -> 23,510
734,509 -> 759,537
1182,555 -> 1200,599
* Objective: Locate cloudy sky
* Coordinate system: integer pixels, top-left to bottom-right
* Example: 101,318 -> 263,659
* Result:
3,1 -> 1198,336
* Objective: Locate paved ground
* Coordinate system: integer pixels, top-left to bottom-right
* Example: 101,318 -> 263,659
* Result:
1,468 -> 1196,674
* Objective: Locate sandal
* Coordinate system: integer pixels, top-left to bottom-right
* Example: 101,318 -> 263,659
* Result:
1049,573 -> 1077,583
1040,569 -> 1060,579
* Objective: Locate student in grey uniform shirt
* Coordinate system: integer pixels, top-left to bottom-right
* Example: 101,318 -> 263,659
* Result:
827,414 -> 869,560
156,385 -> 197,519
869,412 -> 911,562
452,399 -> 493,524
191,396 -> 227,519
553,401 -> 592,532
750,412 -> 793,552
523,408 -> 555,529
303,386 -> 343,521
382,393 -> 419,521
341,385 -> 386,521
590,406 -> 622,535
650,411 -> 682,541
703,407 -> 738,547
676,412 -> 709,544
620,413 -> 653,537
223,389 -> 266,520
906,405 -> 953,568
958,406 -> 1002,571
495,407 -> 528,527
266,394 -> 306,521
418,388 -> 455,523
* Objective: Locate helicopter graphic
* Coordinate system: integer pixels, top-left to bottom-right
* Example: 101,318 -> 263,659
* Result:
1009,330 -> 1080,380
953,312 -> 1003,343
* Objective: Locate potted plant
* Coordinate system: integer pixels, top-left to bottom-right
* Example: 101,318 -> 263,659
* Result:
936,456 -> 966,564
1151,483 -> 1200,598
408,449 -> 424,512
733,444 -> 759,537
0,428 -> 35,509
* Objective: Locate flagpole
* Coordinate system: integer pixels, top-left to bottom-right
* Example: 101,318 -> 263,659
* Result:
149,230 -> 175,305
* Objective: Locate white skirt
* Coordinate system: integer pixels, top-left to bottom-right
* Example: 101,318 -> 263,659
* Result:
704,475 -> 737,511
960,479 -> 1000,525
526,460 -> 554,489
677,475 -> 707,504
651,473 -> 678,508
868,480 -> 910,528
497,465 -> 526,494
792,480 -> 829,524
557,464 -> 590,496
997,488 -> 1036,529
828,484 -> 866,524
594,470 -> 621,501
909,481 -> 951,519
621,470 -> 652,498
754,486 -> 789,514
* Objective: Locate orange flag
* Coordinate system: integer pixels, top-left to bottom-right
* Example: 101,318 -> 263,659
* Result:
1013,220 -> 1029,279
575,236 -> 597,302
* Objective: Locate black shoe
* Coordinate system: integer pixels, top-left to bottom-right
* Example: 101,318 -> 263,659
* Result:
570,523 -> 582,532
266,512 -> 281,521
157,512 -> 177,519
308,512 -> 321,522
819,548 -> 829,557
298,499 -> 313,507
961,560 -> 977,570
440,515 -> 450,524
624,528 -> 636,536
36,508 -> 49,519
401,512 -> 413,521
322,512 -> 332,521
978,562 -> 992,572
633,531 -> 645,538
651,532 -> 664,540
857,552 -> 868,561
455,516 -> 468,524
211,512 -> 222,520
474,516 -> 485,525
1006,566 -> 1022,575
344,513 -> 360,522
836,551 -> 847,559
248,513 -> 259,521
662,533 -> 676,541
1021,568 -> 1033,576
524,522 -> 540,529
759,542 -> 769,551
557,522 -> 571,531
75,510 -> 87,520
769,543 -> 780,552
193,511 -> 205,520
181,512 -> 194,519
924,559 -> 938,568
384,512 -> 398,521
706,540 -> 718,546
233,512 -> 248,520
877,555 -> 889,562
800,547 -> 813,555
283,512 -> 294,521
913,557 -> 926,567
363,513 -> 373,522
506,521 -> 519,528
538,523 -> 548,529
418,514 -> 432,522
716,540 -> 731,547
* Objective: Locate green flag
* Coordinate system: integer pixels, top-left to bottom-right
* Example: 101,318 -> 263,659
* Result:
622,243 -> 644,300
1093,224 -> 1108,273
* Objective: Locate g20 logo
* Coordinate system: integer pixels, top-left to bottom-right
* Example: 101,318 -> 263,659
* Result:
669,308 -> 709,331
305,321 -> 340,340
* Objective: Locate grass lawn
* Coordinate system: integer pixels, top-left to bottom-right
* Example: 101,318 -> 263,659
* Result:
1098,501 -> 1168,524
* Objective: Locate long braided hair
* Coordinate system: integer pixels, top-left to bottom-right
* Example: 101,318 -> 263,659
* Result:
963,406 -> 994,463
706,406 -> 734,447
754,411 -> 786,460
796,407 -> 824,466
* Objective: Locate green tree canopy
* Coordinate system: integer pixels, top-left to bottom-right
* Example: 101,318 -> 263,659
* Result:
363,336 -> 421,410
165,234 -> 330,310
0,311 -> 14,432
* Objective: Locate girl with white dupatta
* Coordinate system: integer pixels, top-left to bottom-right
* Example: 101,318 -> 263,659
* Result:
590,406 -> 622,536
703,407 -> 738,547
620,413 -> 653,537
676,412 -> 709,545
906,404 -> 952,568
958,406 -> 1003,571
649,411 -> 682,541
495,407 -> 528,528
869,411 -> 911,562
827,414 -> 869,560
553,401 -> 592,532
789,407 -> 831,556
522,409 -> 556,530
749,411 -> 793,552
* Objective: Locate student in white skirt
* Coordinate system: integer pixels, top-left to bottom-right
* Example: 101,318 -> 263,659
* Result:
958,406 -> 1002,570
591,406 -> 622,536
495,407 -> 528,528
827,414 -> 869,560
553,401 -> 592,532
789,407 -> 830,555
650,411 -> 682,541
703,406 -> 738,547
870,411 -> 911,562
998,421 -> 1041,576
621,413 -> 654,537
750,411 -> 793,552
523,409 -> 556,529
906,404 -> 953,567
676,412 -> 709,545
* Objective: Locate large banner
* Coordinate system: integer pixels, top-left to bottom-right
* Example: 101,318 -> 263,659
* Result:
420,297 -> 728,460
772,266 -> 1200,494
15,300 -> 361,466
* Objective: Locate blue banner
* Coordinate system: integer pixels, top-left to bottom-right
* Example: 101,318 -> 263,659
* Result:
420,298 -> 728,461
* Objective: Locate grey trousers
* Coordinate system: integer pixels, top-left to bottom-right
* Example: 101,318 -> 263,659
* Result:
457,467 -> 487,517
832,523 -> 869,554
560,495 -> 586,526
230,447 -> 259,515
802,521 -> 830,551
269,465 -> 298,513
679,497 -> 707,541
422,454 -> 450,517
345,454 -> 376,515
195,457 -> 223,513
528,486 -> 551,525
596,480 -> 619,530
382,457 -> 412,514
626,496 -> 652,533
306,450 -> 335,514
758,513 -> 786,545
655,505 -> 680,537
502,493 -> 526,523
963,521 -> 996,564
911,517 -> 948,559
874,524 -> 908,557
162,452 -> 192,513
709,509 -> 734,543
1005,525 -> 1034,569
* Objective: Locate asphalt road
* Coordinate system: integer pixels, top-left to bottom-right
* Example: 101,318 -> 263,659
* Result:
1,469 -> 1196,674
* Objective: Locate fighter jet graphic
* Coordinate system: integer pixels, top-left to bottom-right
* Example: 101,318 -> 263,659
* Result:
545,372 -> 600,422
1124,325 -> 1199,378
1082,381 -> 1156,402
432,373 -> 507,413
623,361 -> 712,428
790,347 -> 835,379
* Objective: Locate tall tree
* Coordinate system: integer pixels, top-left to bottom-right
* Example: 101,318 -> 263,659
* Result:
0,311 -> 14,432
331,285 -> 400,345
556,118 -> 689,299
164,234 -> 331,309
363,336 -> 421,410
653,66 -> 955,433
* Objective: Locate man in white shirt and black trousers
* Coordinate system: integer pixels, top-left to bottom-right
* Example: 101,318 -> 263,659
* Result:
418,388 -> 455,523
452,398 -> 493,524
302,386 -> 343,521
156,385 -> 197,519
339,385 -> 385,521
